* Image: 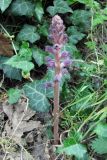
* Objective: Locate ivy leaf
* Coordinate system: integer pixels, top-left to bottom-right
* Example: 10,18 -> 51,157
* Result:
4,42 -> 34,73
18,42 -> 32,61
64,43 -> 78,56
10,0 -> 34,17
94,122 -> 107,138
11,61 -> 34,72
67,26 -> 85,44
23,81 -> 51,112
17,24 -> 40,43
3,65 -> 22,80
32,47 -> 47,66
57,143 -> 87,159
7,88 -> 21,104
68,0 -> 93,6
34,2 -> 44,22
91,137 -> 107,154
47,0 -> 73,16
0,56 -> 9,69
38,21 -> 49,37
43,70 -> 54,98
0,0 -> 12,12
5,57 -> 34,72
47,7 -> 56,17
69,10 -> 91,32
0,56 -> 22,80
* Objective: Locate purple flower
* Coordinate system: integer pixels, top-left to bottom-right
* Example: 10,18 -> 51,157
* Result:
48,61 -> 55,68
45,15 -> 71,89
45,56 -> 52,62
63,34 -> 68,44
61,51 -> 69,59
63,59 -> 72,67
45,46 -> 55,54
45,57 -> 55,69
54,73 -> 62,82
49,15 -> 68,45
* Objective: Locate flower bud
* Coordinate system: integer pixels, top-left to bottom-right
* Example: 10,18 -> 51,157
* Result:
45,56 -> 55,69
63,59 -> 72,67
45,46 -> 55,54
61,51 -> 69,58
45,56 -> 52,62
63,34 -> 68,44
49,15 -> 68,45
54,73 -> 62,82
48,61 -> 55,68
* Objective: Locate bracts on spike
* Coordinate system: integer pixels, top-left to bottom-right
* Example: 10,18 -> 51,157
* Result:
45,15 -> 71,144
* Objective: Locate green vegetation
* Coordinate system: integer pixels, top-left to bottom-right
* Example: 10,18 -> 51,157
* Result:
0,0 -> 107,159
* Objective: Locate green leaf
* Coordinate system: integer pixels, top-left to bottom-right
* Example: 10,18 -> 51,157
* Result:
3,65 -> 22,80
23,80 -> 51,112
47,7 -> 56,16
4,42 -> 34,73
17,24 -> 40,43
47,0 -> 72,16
5,42 -> 34,72
0,56 -> 9,69
57,143 -> 87,159
5,57 -> 34,72
66,0 -> 76,5
85,41 -> 96,50
0,0 -> 12,12
94,122 -> 107,138
67,26 -> 85,44
0,56 -> 22,80
64,42 -> 78,55
69,10 -> 91,32
10,0 -> 34,16
34,2 -> 44,22
104,56 -> 107,67
38,21 -> 49,37
7,88 -> 21,104
18,42 -> 32,61
12,61 -> 34,72
32,47 -> 47,66
93,13 -> 107,27
43,70 -> 54,98
91,137 -> 107,154
63,131 -> 83,147
68,0 -> 93,6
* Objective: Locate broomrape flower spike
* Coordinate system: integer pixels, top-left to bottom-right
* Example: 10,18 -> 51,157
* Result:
45,15 -> 71,144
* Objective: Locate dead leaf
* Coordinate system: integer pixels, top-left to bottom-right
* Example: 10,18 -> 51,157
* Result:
0,33 -> 13,56
32,142 -> 50,160
2,150 -> 34,160
2,100 -> 41,143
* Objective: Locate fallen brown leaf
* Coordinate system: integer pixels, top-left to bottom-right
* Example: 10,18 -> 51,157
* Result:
0,33 -> 13,56
2,100 -> 41,143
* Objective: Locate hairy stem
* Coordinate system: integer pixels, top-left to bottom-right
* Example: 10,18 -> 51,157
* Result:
53,52 -> 61,144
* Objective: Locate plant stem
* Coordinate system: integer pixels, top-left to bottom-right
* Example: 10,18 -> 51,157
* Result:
53,52 -> 61,144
